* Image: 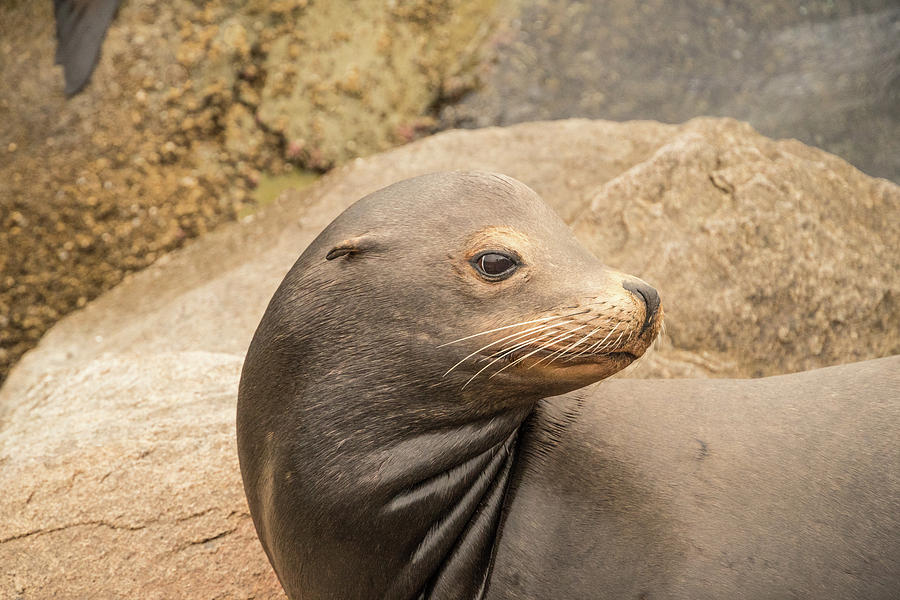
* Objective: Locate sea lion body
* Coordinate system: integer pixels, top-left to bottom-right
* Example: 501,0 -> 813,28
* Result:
492,357 -> 900,599
237,171 -> 900,599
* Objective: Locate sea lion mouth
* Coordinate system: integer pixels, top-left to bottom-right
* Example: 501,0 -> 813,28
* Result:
463,346 -> 642,390
496,347 -> 638,367
477,345 -> 641,391
441,311 -> 660,390
577,351 -> 638,365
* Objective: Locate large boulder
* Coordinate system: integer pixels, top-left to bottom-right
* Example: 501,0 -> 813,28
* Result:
0,352 -> 283,598
572,119 -> 898,376
1,118 -> 898,596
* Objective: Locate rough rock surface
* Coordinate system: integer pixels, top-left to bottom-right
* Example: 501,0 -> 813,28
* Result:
0,352 -> 284,599
1,119 -> 898,597
572,119 -> 899,377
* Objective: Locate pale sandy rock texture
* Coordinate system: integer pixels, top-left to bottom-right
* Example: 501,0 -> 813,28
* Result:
0,352 -> 284,599
1,118 -> 898,597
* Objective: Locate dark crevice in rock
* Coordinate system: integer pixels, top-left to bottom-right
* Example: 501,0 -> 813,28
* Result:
1,520 -> 149,544
179,526 -> 238,550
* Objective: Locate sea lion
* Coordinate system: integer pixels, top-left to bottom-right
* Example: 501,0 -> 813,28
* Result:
237,171 -> 900,599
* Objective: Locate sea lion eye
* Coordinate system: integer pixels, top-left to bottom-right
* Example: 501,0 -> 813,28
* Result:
472,251 -> 519,280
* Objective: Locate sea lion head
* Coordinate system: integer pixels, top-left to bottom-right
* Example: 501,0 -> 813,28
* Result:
260,171 -> 662,409
239,171 -> 664,597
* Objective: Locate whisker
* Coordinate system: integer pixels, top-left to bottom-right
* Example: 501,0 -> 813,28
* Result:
442,320 -> 568,377
461,326 -> 569,389
652,327 -> 664,352
567,325 -> 605,352
438,307 -> 591,348
458,328 -> 565,390
598,329 -> 626,353
460,349 -> 522,390
437,316 -> 558,347
489,329 -> 577,379
578,322 -> 622,358
446,307 -> 598,389
564,324 -> 609,361
529,325 -> 591,368
484,321 -> 574,360
525,332 -> 577,369
490,335 -> 551,361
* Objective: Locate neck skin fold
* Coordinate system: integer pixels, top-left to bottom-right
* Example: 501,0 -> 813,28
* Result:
280,378 -> 535,600
378,404 -> 531,600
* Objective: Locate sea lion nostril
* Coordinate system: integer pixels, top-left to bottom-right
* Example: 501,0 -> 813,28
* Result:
622,280 -> 660,331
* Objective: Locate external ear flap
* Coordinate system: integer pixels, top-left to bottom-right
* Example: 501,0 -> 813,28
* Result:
325,234 -> 377,260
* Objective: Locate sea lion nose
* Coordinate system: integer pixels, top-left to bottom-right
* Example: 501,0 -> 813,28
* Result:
622,279 -> 660,332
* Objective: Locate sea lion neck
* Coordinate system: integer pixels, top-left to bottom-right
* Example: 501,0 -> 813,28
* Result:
239,333 -> 534,599
373,398 -> 531,599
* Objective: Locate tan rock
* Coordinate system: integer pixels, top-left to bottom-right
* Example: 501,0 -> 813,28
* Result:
572,118 -> 899,377
0,352 -> 284,599
256,0 -> 501,168
224,103 -> 265,159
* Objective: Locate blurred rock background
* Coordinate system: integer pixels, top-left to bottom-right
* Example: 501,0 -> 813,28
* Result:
0,0 -> 897,385
440,0 -> 900,182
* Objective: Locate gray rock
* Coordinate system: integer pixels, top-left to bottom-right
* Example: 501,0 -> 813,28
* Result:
442,1 -> 900,182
